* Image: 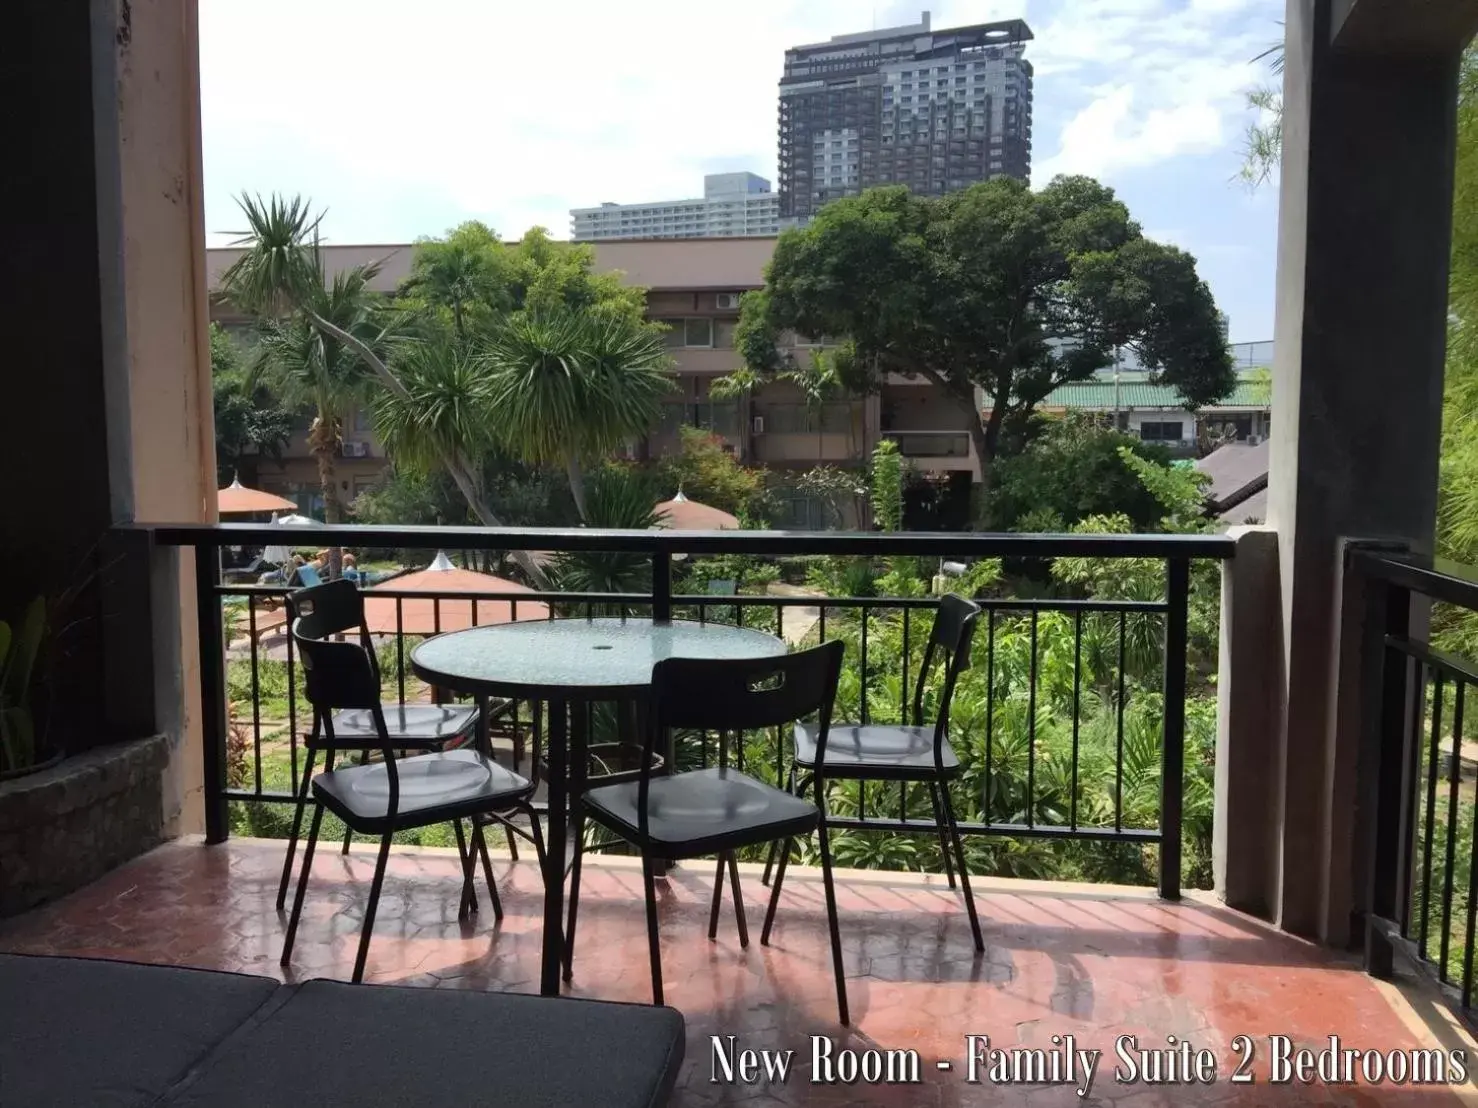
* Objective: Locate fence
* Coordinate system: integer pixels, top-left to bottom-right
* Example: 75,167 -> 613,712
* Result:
140,523 -> 1234,900
1359,549 -> 1478,1027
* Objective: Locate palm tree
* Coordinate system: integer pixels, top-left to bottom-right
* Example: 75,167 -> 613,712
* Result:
399,223 -> 508,343
250,260 -> 383,534
483,311 -> 674,520
219,193 -> 553,588
1239,29 -> 1284,188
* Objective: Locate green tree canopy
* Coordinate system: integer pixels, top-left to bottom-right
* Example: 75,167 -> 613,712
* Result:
210,323 -> 293,485
985,415 -> 1177,532
396,223 -> 648,341
735,177 -> 1233,481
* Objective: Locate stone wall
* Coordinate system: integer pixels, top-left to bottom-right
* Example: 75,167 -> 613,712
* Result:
0,737 -> 169,917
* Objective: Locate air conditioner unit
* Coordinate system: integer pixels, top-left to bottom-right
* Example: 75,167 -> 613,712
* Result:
751,416 -> 765,434
341,441 -> 369,458
716,293 -> 742,310
1246,434 -> 1262,445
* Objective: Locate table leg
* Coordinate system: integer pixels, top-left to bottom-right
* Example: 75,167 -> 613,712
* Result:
540,698 -> 568,997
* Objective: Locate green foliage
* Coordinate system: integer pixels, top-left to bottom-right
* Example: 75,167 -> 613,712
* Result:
1432,48 -> 1478,656
659,427 -> 767,520
737,177 -> 1233,477
1238,31 -> 1284,188
0,597 -> 45,773
397,221 -> 511,341
369,337 -> 498,476
217,193 -> 325,313
482,310 -> 675,518
791,465 -> 867,529
549,464 -> 659,599
987,415 -> 1175,531
210,323 -> 293,485
870,438 -> 904,532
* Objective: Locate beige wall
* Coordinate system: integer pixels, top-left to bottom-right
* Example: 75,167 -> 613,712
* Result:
117,0 -> 214,834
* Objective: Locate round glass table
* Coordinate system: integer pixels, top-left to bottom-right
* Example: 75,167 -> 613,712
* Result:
410,617 -> 787,996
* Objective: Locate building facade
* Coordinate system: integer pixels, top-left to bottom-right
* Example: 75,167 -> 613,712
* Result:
570,173 -> 781,241
205,237 -> 979,525
1033,370 -> 1274,452
778,13 -> 1033,222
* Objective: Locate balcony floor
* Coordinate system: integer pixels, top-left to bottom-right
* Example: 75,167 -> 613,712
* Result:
0,838 -> 1468,1106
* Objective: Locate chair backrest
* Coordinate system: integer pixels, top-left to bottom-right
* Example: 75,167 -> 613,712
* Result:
290,604 -> 399,801
288,579 -> 383,715
911,594 -> 982,735
637,641 -> 844,834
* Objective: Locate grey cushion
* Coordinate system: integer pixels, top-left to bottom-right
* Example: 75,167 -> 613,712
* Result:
794,720 -> 959,774
168,978 -> 685,1108
0,953 -> 279,1108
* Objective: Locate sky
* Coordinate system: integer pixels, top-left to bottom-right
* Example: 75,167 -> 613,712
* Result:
198,0 -> 1283,342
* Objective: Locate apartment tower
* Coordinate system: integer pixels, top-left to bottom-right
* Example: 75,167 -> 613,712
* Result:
778,12 -> 1033,221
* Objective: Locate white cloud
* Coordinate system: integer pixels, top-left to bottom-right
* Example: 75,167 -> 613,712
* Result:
198,0 -> 1283,245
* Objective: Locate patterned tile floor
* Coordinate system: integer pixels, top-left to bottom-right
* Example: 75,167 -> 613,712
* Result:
2,837 -> 1472,1106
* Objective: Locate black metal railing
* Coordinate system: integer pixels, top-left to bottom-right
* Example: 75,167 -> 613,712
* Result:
136,523 -> 1233,899
1359,549 -> 1478,1025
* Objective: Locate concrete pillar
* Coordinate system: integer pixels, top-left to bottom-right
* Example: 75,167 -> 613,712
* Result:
3,0 -> 212,832
1260,0 -> 1478,942
1214,527 -> 1283,916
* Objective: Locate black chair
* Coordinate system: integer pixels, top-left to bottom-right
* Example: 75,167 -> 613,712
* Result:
280,586 -> 539,983
563,640 -> 853,1024
763,593 -> 985,952
274,580 -> 543,911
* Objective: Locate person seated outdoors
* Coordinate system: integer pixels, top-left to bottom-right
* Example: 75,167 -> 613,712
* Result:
341,553 -> 360,584
257,554 -> 305,586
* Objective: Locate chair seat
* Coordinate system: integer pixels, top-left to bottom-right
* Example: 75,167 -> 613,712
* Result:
311,703 -> 482,751
583,767 -> 819,856
794,721 -> 959,777
313,750 -> 532,833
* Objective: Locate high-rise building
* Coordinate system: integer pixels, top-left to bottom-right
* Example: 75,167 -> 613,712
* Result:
777,12 -> 1034,222
571,172 -> 781,241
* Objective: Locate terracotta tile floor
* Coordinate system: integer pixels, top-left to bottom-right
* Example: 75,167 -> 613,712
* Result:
2,837 -> 1472,1107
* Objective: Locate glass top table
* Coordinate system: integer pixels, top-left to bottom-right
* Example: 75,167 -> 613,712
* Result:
409,617 -> 787,997
410,617 -> 787,700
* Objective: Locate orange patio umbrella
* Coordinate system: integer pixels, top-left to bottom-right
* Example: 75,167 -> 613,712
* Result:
218,476 -> 296,515
362,551 -> 548,635
653,489 -> 740,530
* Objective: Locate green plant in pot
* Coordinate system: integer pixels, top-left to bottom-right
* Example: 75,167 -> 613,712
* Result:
0,596 -> 46,776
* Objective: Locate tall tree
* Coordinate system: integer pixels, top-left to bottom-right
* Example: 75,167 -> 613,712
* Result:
218,194 -> 552,587
397,221 -> 510,342
482,310 -> 674,519
210,323 -> 292,485
248,261 -> 383,531
735,178 -> 1233,485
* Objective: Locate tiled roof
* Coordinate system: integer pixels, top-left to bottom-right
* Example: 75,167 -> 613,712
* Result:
1220,486 -> 1267,524
1195,441 -> 1270,509
1032,371 -> 1271,411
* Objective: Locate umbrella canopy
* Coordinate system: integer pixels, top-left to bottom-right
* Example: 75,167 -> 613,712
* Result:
653,489 -> 740,531
218,477 -> 296,515
264,511 -> 325,564
363,551 -> 548,635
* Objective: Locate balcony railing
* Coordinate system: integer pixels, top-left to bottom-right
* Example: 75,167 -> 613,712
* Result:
882,429 -> 971,458
1357,548 -> 1478,1028
141,524 -> 1234,901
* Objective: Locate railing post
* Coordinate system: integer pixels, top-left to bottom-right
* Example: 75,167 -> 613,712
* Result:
1366,575 -> 1413,977
194,544 -> 229,844
1159,557 -> 1190,900
652,547 -> 672,624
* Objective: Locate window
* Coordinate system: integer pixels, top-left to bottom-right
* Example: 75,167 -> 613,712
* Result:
755,401 -> 852,434
684,318 -> 713,347
1139,421 -> 1185,442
